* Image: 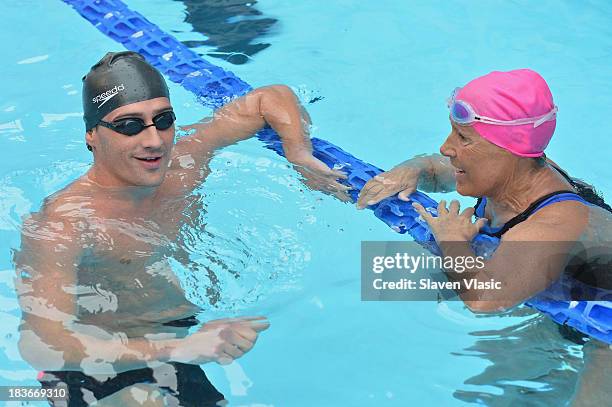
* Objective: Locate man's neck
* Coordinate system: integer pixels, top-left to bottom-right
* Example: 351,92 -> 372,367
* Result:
86,168 -> 160,204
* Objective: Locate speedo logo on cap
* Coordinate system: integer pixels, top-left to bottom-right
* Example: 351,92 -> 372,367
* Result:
92,84 -> 125,109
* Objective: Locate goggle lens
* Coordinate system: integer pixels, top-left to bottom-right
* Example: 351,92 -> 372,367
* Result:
450,102 -> 471,123
152,111 -> 176,131
114,119 -> 146,136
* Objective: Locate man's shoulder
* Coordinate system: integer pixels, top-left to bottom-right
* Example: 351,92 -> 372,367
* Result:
171,135 -> 214,166
35,176 -> 91,222
158,139 -> 212,193
19,180 -> 88,260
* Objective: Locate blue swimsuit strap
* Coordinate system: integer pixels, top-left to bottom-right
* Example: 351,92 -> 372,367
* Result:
475,190 -> 590,238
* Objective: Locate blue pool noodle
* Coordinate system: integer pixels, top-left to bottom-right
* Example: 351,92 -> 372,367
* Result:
62,0 -> 611,344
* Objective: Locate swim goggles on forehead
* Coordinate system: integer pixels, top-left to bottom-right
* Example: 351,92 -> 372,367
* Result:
98,110 -> 176,136
447,87 -> 558,128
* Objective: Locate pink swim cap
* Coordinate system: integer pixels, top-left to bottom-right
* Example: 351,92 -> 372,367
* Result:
455,69 -> 556,157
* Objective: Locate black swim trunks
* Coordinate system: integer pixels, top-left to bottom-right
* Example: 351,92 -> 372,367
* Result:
38,316 -> 225,406
39,362 -> 224,406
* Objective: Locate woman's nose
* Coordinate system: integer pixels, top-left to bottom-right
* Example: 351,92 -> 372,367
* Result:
440,134 -> 455,157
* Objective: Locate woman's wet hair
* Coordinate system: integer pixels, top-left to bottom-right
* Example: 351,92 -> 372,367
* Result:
533,156 -> 547,167
571,179 -> 612,213
534,154 -> 611,213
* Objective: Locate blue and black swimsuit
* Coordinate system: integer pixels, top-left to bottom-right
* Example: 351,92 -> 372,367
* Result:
474,164 -> 611,239
472,165 -> 611,344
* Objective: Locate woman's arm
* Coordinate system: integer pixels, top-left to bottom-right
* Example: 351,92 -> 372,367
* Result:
357,153 -> 456,209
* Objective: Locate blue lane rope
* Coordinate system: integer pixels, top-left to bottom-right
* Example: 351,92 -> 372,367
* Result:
62,0 -> 611,343
61,0 -> 443,252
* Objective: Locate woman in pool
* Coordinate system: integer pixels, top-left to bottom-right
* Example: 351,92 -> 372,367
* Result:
357,69 -> 611,404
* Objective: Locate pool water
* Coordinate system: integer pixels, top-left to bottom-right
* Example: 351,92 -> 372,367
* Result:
1,0 -> 611,406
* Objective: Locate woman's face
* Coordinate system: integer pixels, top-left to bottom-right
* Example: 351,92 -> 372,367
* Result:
439,119 -> 516,197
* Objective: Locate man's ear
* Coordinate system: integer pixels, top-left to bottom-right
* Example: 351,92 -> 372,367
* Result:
85,129 -> 95,152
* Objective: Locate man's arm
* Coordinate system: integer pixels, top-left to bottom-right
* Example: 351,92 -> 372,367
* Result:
171,85 -> 349,198
14,211 -> 266,374
179,85 -> 311,158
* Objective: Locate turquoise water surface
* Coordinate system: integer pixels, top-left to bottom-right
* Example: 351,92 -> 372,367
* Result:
1,1 -> 611,406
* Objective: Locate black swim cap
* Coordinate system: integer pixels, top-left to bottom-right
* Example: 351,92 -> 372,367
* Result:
82,51 -> 170,132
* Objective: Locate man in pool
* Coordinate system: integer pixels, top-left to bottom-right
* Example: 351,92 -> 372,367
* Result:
13,51 -> 349,406
357,69 -> 611,404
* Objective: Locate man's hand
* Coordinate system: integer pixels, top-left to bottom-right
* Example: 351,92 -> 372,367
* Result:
412,200 -> 487,242
288,152 -> 352,202
169,316 -> 270,365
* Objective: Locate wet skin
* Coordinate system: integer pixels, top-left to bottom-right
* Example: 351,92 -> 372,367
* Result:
357,120 -> 611,310
356,119 -> 612,406
14,86 -> 350,378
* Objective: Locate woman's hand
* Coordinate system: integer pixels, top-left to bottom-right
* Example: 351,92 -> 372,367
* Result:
412,200 -> 487,242
356,163 -> 421,209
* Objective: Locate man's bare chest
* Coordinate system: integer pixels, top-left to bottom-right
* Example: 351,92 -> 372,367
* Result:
75,193 -> 202,289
